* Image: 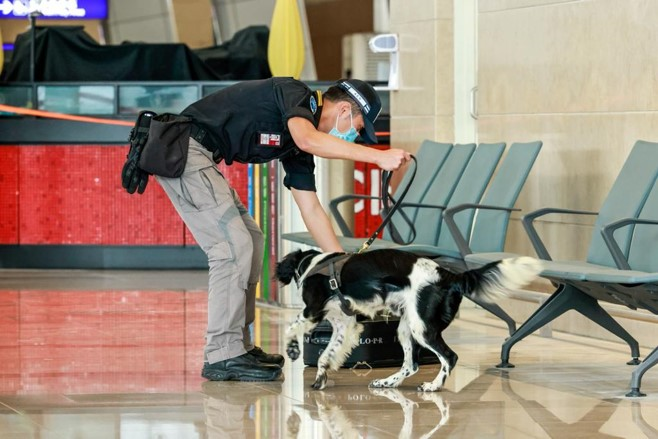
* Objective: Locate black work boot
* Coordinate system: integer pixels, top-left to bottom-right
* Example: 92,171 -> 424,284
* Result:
202,353 -> 282,382
247,346 -> 285,367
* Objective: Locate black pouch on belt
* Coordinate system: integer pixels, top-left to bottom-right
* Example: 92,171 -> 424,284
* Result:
138,113 -> 193,178
121,110 -> 156,194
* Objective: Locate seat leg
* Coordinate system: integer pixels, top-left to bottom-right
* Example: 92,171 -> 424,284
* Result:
573,292 -> 640,364
467,295 -> 516,336
627,346 -> 658,397
497,284 -> 640,369
497,284 -> 576,368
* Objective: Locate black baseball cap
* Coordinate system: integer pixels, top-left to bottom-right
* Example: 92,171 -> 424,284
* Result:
335,79 -> 382,144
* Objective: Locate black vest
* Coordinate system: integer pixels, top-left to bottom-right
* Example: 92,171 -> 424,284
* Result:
181,77 -> 319,165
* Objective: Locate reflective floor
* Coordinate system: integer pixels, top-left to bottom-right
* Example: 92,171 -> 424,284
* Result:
0,270 -> 657,438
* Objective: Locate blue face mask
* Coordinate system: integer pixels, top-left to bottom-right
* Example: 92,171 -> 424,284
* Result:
329,112 -> 359,143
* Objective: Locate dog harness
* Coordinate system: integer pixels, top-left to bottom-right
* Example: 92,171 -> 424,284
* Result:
296,253 -> 355,316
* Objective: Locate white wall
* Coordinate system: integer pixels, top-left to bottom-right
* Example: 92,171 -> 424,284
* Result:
106,0 -> 176,44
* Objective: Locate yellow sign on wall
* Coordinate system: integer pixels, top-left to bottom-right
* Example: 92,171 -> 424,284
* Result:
0,27 -> 4,75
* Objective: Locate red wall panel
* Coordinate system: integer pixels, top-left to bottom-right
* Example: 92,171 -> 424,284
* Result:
17,145 -> 186,245
8,146 -> 260,246
0,146 -> 19,244
19,146 -> 104,244
353,144 -> 389,237
219,162 -> 250,206
104,146 -> 184,245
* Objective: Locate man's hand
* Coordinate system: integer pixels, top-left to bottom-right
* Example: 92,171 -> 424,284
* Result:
121,159 -> 149,194
376,148 -> 412,171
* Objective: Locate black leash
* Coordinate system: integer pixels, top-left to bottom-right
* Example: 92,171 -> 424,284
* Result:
357,155 -> 418,253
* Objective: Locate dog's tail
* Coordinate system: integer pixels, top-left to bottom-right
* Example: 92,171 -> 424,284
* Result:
462,257 -> 542,303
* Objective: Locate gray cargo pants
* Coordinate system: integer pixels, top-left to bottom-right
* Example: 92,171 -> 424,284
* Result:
156,139 -> 264,365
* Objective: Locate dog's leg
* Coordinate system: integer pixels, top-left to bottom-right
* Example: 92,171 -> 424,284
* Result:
285,310 -> 318,361
311,312 -> 357,390
327,316 -> 362,371
417,335 -> 457,392
369,317 -> 419,388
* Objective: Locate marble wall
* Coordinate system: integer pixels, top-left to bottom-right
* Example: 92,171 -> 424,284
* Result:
105,0 -> 177,45
477,0 -> 658,260
388,0 -> 658,345
389,0 -> 455,155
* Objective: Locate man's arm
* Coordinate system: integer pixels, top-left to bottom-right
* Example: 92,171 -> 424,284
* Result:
291,188 -> 343,253
287,117 -> 410,171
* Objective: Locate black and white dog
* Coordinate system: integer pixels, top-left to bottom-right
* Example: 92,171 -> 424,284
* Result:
276,249 -> 541,391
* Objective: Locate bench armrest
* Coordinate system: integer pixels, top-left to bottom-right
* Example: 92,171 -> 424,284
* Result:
522,207 -> 598,260
328,194 -> 382,237
443,203 -> 521,258
398,201 -> 448,211
601,218 -> 658,270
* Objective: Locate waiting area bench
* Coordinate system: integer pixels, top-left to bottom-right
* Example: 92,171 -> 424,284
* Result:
283,140 -> 542,335
465,140 -> 658,397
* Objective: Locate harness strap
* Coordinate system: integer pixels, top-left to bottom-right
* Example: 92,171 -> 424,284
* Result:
328,258 -> 355,316
297,253 -> 355,316
299,253 -> 349,283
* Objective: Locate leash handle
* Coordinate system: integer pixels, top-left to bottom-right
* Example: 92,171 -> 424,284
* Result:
358,155 -> 418,253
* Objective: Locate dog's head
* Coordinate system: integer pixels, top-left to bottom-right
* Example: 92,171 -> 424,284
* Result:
275,249 -> 321,285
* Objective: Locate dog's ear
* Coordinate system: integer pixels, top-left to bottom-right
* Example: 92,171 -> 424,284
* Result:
275,250 -> 304,285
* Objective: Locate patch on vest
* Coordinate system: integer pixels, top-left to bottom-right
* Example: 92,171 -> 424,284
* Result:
310,95 -> 318,114
259,133 -> 281,147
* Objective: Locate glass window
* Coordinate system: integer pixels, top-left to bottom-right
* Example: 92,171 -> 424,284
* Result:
119,85 -> 199,115
202,83 -> 235,97
374,88 -> 390,115
0,86 -> 33,115
38,86 -> 115,114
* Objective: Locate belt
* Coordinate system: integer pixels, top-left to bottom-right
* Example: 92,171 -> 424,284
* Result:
190,124 -> 216,153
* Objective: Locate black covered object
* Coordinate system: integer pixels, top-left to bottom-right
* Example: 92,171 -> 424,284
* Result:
1,26 -> 221,82
304,318 -> 440,368
194,25 -> 271,80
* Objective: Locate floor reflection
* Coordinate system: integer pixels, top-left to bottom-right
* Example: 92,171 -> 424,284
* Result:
0,289 -> 208,395
202,381 -> 284,439
499,372 -> 622,438
632,402 -> 658,439
0,285 -> 658,438
368,388 -> 449,438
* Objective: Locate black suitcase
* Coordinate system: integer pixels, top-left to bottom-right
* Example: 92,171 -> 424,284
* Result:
303,316 -> 440,368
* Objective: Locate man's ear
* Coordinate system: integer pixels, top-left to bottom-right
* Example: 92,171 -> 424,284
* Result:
338,101 -> 352,117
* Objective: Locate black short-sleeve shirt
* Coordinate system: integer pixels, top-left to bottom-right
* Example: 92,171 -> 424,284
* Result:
181,77 -> 319,191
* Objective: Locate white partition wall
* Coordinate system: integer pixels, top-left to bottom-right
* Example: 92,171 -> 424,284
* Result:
277,157 -> 331,307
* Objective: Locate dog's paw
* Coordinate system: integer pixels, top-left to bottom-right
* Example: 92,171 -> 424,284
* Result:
311,373 -> 328,390
286,340 -> 300,361
417,382 -> 442,392
369,378 -> 396,389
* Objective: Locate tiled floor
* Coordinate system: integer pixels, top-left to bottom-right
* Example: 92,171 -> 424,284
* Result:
0,270 -> 657,438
